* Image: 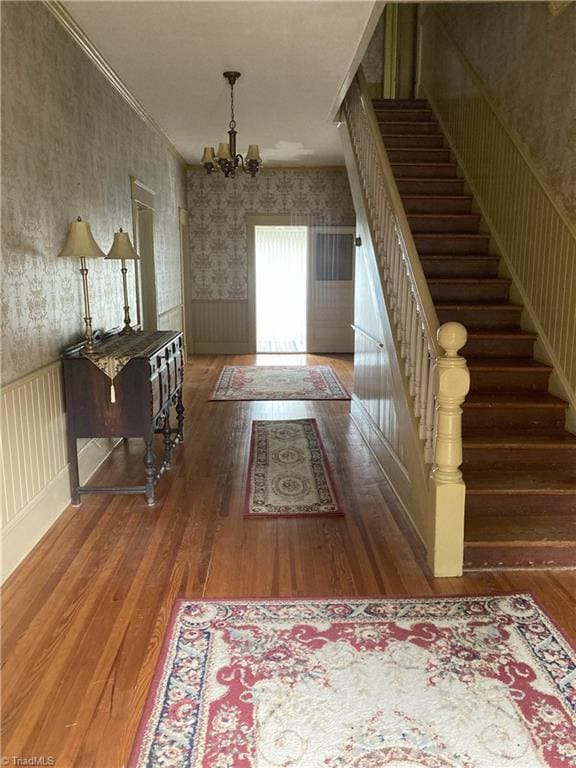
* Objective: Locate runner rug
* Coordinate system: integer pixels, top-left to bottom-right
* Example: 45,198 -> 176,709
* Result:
245,419 -> 343,518
210,365 -> 350,401
129,594 -> 576,768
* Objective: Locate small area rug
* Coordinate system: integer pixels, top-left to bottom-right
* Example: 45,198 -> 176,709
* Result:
129,594 -> 576,768
210,365 -> 350,401
245,419 -> 343,518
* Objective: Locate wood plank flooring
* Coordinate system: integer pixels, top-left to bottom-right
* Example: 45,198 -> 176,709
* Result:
2,353 -> 576,767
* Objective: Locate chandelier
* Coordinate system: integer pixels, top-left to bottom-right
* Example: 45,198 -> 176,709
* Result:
201,71 -> 262,178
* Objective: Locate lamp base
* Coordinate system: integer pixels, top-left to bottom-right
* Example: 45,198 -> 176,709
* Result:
118,324 -> 136,336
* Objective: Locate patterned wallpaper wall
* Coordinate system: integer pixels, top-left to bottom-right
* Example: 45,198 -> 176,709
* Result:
1,2 -> 186,385
438,3 -> 576,224
186,168 -> 355,300
362,14 -> 384,87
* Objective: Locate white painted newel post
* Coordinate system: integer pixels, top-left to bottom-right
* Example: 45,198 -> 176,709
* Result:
429,322 -> 470,577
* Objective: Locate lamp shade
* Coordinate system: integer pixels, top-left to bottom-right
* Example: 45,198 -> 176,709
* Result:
58,217 -> 105,259
216,142 -> 232,160
201,146 -> 216,165
105,228 -> 139,260
246,144 -> 261,162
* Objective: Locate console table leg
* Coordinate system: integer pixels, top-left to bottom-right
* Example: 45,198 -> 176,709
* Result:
176,390 -> 185,441
162,411 -> 173,467
67,431 -> 81,506
144,439 -> 155,506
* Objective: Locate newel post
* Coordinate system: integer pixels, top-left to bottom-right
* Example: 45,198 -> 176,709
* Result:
428,322 -> 470,577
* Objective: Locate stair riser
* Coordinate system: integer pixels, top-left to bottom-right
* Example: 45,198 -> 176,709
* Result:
463,407 -> 566,436
437,308 -> 522,328
392,164 -> 458,179
376,109 -> 435,122
380,122 -> 441,136
396,179 -> 465,195
465,497 -> 576,516
429,284 -> 510,302
421,258 -> 500,278
388,149 -> 451,163
408,215 -> 481,234
383,135 -> 445,149
463,337 -> 535,357
463,447 -> 576,469
415,236 -> 490,254
463,543 -> 576,569
373,99 -> 428,109
469,369 -> 551,393
403,197 -> 472,214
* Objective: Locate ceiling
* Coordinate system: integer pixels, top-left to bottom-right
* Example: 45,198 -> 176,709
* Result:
63,1 -> 380,166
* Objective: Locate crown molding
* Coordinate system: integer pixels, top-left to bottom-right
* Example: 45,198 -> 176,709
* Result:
42,1 -> 187,169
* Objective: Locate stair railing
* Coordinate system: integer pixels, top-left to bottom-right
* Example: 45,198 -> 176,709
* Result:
342,69 -> 470,576
343,70 -> 444,461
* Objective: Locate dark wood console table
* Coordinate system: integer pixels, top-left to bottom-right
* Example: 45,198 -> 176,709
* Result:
62,329 -> 184,506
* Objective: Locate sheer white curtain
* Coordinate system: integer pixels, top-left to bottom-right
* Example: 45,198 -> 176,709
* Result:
255,226 -> 307,353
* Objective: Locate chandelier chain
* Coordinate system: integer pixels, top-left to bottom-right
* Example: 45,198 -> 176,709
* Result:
229,81 -> 236,131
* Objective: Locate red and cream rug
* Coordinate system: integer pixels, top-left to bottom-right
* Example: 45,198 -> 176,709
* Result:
245,419 -> 343,518
210,365 -> 350,401
129,595 -> 576,768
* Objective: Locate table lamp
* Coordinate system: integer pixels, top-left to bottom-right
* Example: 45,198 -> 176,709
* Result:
105,228 -> 140,335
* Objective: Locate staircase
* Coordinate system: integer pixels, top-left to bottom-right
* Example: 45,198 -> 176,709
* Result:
374,98 -> 576,569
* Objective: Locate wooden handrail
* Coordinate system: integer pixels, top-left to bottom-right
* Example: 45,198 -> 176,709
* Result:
356,68 -> 440,352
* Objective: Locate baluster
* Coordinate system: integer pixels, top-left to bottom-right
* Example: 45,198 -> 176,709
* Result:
414,322 -> 423,418
408,301 -> 418,395
419,339 -> 429,439
424,343 -> 436,462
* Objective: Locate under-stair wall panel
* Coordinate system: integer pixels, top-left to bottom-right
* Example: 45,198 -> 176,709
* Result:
339,122 -> 430,549
419,9 -> 576,426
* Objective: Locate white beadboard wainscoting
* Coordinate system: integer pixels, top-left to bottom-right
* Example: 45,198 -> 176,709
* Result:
190,300 -> 251,354
420,9 -> 576,429
1,361 -> 117,582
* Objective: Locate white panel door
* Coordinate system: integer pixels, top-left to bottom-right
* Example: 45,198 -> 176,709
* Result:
307,226 -> 355,353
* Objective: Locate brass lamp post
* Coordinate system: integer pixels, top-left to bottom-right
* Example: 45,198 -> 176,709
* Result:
58,217 -> 105,352
105,228 -> 140,335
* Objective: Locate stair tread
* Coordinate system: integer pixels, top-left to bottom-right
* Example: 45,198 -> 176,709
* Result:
464,469 -> 576,493
402,196 -> 472,201
435,301 -> 520,308
420,254 -> 499,260
392,162 -> 457,167
407,213 -> 479,218
464,392 -> 567,407
466,358 -> 552,371
463,434 -> 576,447
415,232 -> 489,238
466,329 -> 537,338
428,277 -> 510,284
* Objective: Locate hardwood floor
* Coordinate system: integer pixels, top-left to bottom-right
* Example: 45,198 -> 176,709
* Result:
2,353 -> 575,767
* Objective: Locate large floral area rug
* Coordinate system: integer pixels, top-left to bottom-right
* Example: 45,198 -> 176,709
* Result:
210,365 -> 351,401
245,419 -> 343,518
129,595 -> 576,768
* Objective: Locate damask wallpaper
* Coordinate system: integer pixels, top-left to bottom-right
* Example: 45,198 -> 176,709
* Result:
362,14 -> 384,88
186,168 -> 355,301
1,2 -> 186,385
438,3 -> 576,224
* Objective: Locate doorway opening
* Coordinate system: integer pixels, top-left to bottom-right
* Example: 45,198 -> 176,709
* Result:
255,226 -> 307,353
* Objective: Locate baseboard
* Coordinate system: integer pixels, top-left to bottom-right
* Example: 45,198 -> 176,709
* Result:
191,341 -> 252,355
1,437 -> 118,583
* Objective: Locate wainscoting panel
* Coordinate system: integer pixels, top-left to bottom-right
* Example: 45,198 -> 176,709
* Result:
190,300 -> 251,354
157,304 -> 183,333
1,361 -> 117,582
420,10 -> 576,416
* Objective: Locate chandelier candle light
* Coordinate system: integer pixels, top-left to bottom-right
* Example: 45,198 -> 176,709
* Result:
105,228 -> 140,335
58,217 -> 105,353
201,71 -> 262,178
